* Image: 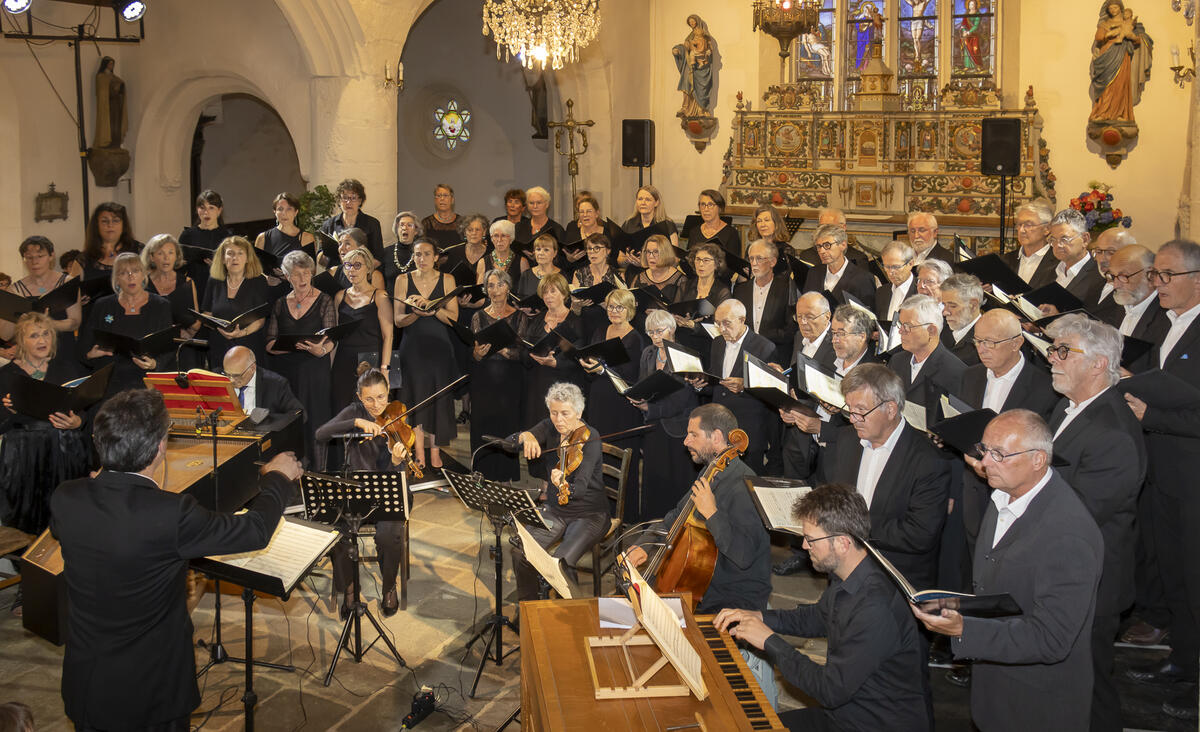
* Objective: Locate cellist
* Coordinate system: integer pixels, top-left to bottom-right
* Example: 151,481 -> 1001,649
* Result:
512,382 -> 609,602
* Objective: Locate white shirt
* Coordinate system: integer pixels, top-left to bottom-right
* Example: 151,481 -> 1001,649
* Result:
1097,282 -> 1114,304
886,277 -> 912,321
721,328 -> 748,379
238,378 -> 258,412
1160,301 -> 1200,368
983,354 -> 1025,413
835,348 -> 868,377
1053,386 -> 1109,439
752,277 -> 772,332
909,349 -> 932,383
951,314 -> 980,345
824,259 -> 847,292
991,469 -> 1052,547
802,326 -> 829,359
856,419 -> 905,508
1017,244 -> 1051,283
1119,291 -> 1157,337
1055,253 -> 1092,289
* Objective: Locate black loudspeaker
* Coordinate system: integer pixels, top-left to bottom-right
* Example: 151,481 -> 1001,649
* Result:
621,119 -> 655,167
981,118 -> 1021,176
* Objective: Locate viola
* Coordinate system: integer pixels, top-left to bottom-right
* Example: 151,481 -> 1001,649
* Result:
551,424 -> 590,505
375,400 -> 423,479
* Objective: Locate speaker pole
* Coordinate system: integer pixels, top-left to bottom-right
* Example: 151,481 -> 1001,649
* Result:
998,174 -> 1007,253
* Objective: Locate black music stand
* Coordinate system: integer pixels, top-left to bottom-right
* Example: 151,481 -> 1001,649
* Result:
442,469 -> 546,698
300,472 -> 409,686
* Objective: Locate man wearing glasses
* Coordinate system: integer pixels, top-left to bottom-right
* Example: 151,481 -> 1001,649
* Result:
801,224 -> 876,306
872,240 -> 917,326
886,294 -> 967,415
906,211 -> 954,265
1123,240 -> 1200,721
1106,244 -> 1168,346
913,409 -> 1103,732
1041,314 -> 1145,731
1087,228 -> 1138,326
715,484 -> 930,732
1003,199 -> 1058,287
221,345 -> 304,427
1046,209 -> 1105,307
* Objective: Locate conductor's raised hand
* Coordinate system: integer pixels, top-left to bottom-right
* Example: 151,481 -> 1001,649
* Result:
519,431 -> 542,460
262,451 -> 304,481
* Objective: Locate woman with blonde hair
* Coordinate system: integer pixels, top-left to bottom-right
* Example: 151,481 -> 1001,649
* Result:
521,272 -> 584,428
143,234 -> 202,365
1,235 -> 83,376
628,233 -> 686,308
201,236 -> 271,368
331,246 -> 393,412
621,185 -> 680,251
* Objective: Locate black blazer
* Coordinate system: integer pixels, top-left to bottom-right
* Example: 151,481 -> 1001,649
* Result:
50,470 -> 290,730
1048,388 -> 1146,616
958,359 -> 1058,419
1089,286 -> 1123,328
787,328 -> 837,372
873,278 -> 916,323
709,330 -> 778,452
887,344 -> 968,414
319,211 -> 384,264
939,320 -> 981,366
733,276 -> 797,356
1143,317 -> 1200,499
1127,299 -> 1172,344
915,242 -> 955,264
1059,258 -> 1106,306
825,421 -> 951,588
1001,247 -> 1058,289
254,366 -> 305,421
802,260 -> 876,308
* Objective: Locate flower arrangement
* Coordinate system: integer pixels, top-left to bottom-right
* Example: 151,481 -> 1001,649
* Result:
1069,181 -> 1132,235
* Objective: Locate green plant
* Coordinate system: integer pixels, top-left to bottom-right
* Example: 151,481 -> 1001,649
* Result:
298,184 -> 337,234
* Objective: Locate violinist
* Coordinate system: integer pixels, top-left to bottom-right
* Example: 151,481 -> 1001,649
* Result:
511,382 -> 609,602
314,362 -> 410,618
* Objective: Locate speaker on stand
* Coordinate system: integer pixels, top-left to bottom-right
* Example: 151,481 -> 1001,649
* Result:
981,117 -> 1021,252
621,119 -> 655,188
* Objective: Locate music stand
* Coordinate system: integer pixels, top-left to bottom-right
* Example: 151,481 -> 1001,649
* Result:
301,472 -> 410,686
442,469 -> 546,698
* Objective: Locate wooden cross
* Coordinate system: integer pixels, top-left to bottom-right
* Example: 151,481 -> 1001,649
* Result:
547,98 -> 595,200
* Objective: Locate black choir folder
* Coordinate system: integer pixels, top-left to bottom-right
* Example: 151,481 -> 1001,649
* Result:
270,319 -> 361,351
862,539 -> 1022,618
0,279 -> 80,322
191,516 -> 341,599
94,326 -> 177,358
8,363 -> 114,421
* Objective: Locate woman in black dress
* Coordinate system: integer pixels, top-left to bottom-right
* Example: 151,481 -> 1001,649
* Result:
515,234 -> 561,300
441,215 -> 489,423
521,273 -> 584,427
477,220 -> 529,284
627,309 -> 698,523
179,190 -> 235,293
79,253 -> 174,395
515,186 -> 565,247
143,234 -> 202,368
1,236 -> 83,376
71,202 -> 141,307
0,313 -> 91,535
496,188 -> 528,228
201,236 -> 271,369
578,288 -> 645,521
685,189 -> 741,260
255,192 -> 315,262
674,241 -> 732,366
621,185 -> 680,255
561,191 -> 614,273
314,363 -> 410,618
569,232 -> 624,340
628,234 -> 686,304
420,183 -> 462,249
381,211 -> 422,284
331,247 -> 393,413
394,238 -> 460,470
319,178 -> 384,264
470,269 -> 526,481
331,229 -> 386,292
265,250 -> 334,462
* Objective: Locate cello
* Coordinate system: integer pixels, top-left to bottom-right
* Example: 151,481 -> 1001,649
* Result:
642,428 -> 749,607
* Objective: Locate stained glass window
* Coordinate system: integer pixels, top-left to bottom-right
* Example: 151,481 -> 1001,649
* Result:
951,0 -> 995,78
845,0 -> 886,75
793,0 -> 836,109
898,0 -> 938,106
432,99 -> 471,151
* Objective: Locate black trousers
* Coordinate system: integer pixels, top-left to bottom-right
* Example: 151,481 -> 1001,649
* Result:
331,519 -> 406,594
779,707 -> 840,732
512,507 -> 609,601
1151,480 -> 1200,671
76,716 -> 189,732
1090,609 -> 1123,732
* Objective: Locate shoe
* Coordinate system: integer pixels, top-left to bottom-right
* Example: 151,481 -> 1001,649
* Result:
1163,685 -> 1200,721
456,409 -> 470,425
772,552 -> 809,576
1125,659 -> 1198,685
945,664 -> 972,688
928,637 -> 954,667
339,587 -> 355,621
1120,620 -> 1170,646
382,588 -> 399,617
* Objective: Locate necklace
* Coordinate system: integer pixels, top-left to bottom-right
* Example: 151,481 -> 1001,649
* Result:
119,291 -> 147,314
392,242 -> 411,273
290,290 -> 314,314
19,357 -> 49,380
492,250 -> 514,270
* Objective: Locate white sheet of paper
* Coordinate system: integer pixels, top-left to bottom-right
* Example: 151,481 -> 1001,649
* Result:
1023,331 -> 1051,358
939,394 -> 962,419
751,485 -> 811,533
598,596 -> 685,629
700,322 -> 721,339
902,401 -> 928,432
803,364 -> 845,409
1013,296 -> 1043,322
207,518 -> 340,592
666,343 -> 706,374
745,357 -> 789,393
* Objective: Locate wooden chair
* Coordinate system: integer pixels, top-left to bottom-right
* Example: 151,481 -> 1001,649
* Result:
574,442 -> 632,597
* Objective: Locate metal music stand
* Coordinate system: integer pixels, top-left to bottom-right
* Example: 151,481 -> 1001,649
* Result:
300,472 -> 409,686
442,469 -> 546,698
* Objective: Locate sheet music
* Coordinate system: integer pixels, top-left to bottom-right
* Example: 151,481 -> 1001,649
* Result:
1023,331 -> 1052,358
744,357 -> 788,393
1013,295 -> 1044,322
700,322 -> 720,339
598,596 -> 685,628
513,519 -> 574,599
803,364 -> 845,409
635,580 -> 706,697
939,394 -> 962,419
206,517 -> 340,592
902,401 -> 928,432
665,343 -> 705,374
605,368 -> 631,395
751,485 -> 811,532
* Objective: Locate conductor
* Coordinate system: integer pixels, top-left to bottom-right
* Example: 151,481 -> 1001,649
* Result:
50,388 -> 303,731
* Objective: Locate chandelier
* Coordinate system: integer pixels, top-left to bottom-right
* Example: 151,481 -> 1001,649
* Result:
752,0 -> 822,60
482,0 -> 602,71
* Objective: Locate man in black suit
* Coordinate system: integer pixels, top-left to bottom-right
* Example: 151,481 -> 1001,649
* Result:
938,274 -> 983,366
1002,199 -> 1057,288
1109,245 -> 1170,344
223,345 -> 305,421
1044,314 -> 1146,732
1048,209 -> 1106,306
793,208 -> 872,268
887,294 -> 968,415
734,239 -> 798,364
50,389 -> 303,731
823,364 -> 950,589
874,240 -> 917,334
1087,228 -> 1138,326
914,410 -> 1103,732
907,211 -> 955,264
802,224 -> 876,307
1123,240 -> 1200,720
687,299 -> 777,472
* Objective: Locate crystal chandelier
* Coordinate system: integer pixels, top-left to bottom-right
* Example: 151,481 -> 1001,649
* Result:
482,0 -> 602,71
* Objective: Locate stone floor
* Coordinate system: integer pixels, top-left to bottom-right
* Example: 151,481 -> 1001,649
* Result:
0,432 -> 1190,731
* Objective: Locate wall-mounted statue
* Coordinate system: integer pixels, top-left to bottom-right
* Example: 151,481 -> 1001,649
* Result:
88,56 -> 131,187
673,14 -> 719,151
1086,0 -> 1153,168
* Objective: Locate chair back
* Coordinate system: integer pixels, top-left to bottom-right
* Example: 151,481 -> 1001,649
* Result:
600,442 -> 632,525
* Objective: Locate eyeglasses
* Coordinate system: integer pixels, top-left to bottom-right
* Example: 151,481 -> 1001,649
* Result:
841,399 -> 892,422
916,278 -> 941,288
1046,235 -> 1081,247
882,262 -> 911,272
606,304 -> 628,312
693,256 -> 716,264
222,363 -> 255,381
814,241 -> 838,251
1103,268 -> 1144,284
434,193 -> 453,199
971,334 -> 1021,349
1090,248 -> 1119,258
1046,343 -> 1086,360
586,246 -> 607,253
801,533 -> 844,548
974,443 -> 1040,463
343,261 -> 365,271
647,328 -> 671,337
896,321 -> 933,334
830,328 -> 864,339
697,201 -> 718,209
1147,268 -> 1200,284
339,195 -> 361,203
1016,222 -> 1046,231
748,255 -> 773,264
795,312 -> 829,323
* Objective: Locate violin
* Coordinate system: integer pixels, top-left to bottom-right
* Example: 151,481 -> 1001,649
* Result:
551,424 -> 590,505
375,400 -> 423,479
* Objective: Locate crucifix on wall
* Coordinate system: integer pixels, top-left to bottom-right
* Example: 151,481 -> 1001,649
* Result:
547,99 -> 594,200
